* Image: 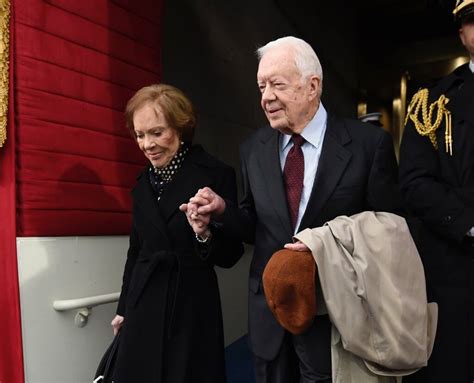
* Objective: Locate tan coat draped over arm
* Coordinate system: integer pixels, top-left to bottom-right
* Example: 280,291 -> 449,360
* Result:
295,212 -> 438,382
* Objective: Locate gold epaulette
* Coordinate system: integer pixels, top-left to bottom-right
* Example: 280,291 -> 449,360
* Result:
404,88 -> 453,155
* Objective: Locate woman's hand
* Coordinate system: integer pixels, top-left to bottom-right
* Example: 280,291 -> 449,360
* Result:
180,201 -> 211,237
111,315 -> 124,335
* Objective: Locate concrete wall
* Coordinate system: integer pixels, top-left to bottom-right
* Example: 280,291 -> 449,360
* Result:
17,236 -> 127,383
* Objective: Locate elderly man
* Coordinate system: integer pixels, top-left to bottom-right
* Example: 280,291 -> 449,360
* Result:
400,1 -> 474,382
184,36 -> 400,382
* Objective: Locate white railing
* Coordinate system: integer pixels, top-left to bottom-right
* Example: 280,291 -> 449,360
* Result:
53,292 -> 120,327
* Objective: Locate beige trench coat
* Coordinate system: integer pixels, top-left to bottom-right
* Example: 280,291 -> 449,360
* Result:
295,212 -> 438,383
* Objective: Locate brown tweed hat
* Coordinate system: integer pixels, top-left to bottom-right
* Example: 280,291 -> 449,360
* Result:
262,249 -> 317,335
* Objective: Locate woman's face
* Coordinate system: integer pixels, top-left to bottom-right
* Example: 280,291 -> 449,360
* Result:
133,102 -> 181,169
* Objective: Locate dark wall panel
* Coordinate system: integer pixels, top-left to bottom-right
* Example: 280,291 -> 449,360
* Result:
162,0 -> 358,171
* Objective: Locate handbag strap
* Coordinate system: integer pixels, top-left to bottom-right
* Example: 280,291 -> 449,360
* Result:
103,331 -> 121,379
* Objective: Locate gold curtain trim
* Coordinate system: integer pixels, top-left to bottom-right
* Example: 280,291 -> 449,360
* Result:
0,0 -> 10,148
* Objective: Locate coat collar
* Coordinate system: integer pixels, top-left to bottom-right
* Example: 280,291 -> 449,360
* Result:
257,126 -> 293,239
132,169 -> 170,243
435,63 -> 471,97
436,63 -> 474,124
158,146 -> 214,222
132,145 -> 215,240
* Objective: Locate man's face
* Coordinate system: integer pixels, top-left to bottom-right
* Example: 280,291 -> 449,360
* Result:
459,17 -> 474,59
257,48 -> 320,135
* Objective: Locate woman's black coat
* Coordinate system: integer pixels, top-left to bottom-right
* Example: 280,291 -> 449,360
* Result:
112,145 -> 244,383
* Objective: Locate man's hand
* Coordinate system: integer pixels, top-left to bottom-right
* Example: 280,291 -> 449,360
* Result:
190,187 -> 226,217
284,241 -> 309,252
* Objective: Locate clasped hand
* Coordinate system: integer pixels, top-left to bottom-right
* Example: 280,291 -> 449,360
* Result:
179,187 -> 226,238
180,186 -> 309,251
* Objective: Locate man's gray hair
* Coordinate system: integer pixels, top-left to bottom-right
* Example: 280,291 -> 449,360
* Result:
256,36 -> 323,82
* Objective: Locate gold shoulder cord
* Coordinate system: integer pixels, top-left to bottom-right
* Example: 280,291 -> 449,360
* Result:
404,88 -> 453,155
0,0 -> 10,148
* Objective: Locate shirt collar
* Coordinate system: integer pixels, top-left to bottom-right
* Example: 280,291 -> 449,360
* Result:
281,103 -> 327,150
470,60 -> 474,73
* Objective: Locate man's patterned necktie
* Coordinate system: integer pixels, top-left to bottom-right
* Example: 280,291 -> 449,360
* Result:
283,134 -> 305,230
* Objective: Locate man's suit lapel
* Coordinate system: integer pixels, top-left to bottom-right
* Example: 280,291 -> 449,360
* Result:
257,128 -> 293,239
299,116 -> 352,230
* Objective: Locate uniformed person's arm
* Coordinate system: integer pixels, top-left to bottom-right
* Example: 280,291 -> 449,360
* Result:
399,119 -> 474,243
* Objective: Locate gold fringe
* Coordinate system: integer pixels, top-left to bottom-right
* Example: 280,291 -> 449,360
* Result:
404,88 -> 453,155
0,0 -> 10,148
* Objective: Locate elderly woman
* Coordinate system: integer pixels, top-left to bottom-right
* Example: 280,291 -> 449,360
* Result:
110,84 -> 243,382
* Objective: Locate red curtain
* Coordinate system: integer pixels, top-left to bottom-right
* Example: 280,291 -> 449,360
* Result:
1,1 -> 163,381
15,0 -> 161,236
0,3 -> 23,381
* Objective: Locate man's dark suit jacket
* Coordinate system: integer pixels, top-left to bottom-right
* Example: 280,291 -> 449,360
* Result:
222,115 -> 401,360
